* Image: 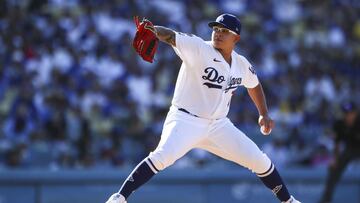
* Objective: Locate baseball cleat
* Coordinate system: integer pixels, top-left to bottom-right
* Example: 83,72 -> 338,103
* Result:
283,196 -> 301,203
105,193 -> 127,203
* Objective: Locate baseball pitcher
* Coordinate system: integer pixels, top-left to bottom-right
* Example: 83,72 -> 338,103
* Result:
106,14 -> 301,203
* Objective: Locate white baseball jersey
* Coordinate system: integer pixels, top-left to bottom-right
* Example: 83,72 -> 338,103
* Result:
171,32 -> 259,119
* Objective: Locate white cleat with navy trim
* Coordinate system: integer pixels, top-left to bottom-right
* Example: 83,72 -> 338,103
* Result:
283,196 -> 301,203
105,193 -> 127,203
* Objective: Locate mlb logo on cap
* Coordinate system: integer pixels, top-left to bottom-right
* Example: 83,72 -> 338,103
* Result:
208,13 -> 242,35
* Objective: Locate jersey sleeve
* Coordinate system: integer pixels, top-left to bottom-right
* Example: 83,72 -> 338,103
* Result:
242,58 -> 259,88
173,32 -> 205,62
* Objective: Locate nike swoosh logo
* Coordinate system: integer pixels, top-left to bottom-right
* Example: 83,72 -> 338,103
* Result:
213,58 -> 221,62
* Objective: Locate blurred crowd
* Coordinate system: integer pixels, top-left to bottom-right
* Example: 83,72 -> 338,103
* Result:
0,0 -> 359,170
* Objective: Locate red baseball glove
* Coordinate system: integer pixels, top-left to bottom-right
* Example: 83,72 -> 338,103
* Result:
132,16 -> 159,63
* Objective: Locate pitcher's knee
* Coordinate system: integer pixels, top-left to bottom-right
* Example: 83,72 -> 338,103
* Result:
148,150 -> 177,171
248,152 -> 272,174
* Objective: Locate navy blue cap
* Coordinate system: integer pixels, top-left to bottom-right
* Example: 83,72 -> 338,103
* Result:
208,13 -> 241,35
341,102 -> 356,113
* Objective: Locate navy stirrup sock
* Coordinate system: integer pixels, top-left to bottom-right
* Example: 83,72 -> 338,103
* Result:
119,157 -> 159,199
257,163 -> 291,202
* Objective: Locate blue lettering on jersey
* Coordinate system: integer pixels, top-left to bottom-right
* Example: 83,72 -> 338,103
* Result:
225,76 -> 242,93
202,67 -> 225,89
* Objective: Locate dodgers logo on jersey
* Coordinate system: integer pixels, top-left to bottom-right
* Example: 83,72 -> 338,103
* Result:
249,66 -> 256,75
202,67 -> 225,89
225,76 -> 242,93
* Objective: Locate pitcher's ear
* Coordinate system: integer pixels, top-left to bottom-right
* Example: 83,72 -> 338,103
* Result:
234,35 -> 240,43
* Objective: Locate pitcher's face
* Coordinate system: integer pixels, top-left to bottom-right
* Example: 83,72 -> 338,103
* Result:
211,26 -> 240,50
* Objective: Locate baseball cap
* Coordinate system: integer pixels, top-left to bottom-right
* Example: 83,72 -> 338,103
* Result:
341,101 -> 356,113
208,13 -> 241,35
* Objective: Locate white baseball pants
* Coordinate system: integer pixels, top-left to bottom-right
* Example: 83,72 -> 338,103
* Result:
148,106 -> 271,174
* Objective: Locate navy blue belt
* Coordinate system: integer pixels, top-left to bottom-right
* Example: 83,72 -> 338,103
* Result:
178,108 -> 199,117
